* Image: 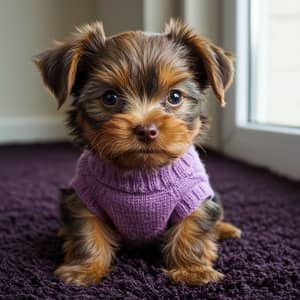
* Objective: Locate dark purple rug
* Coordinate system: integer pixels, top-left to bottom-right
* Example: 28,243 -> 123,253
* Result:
0,143 -> 299,299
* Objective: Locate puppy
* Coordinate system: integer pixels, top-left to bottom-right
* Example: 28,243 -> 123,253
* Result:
34,19 -> 241,286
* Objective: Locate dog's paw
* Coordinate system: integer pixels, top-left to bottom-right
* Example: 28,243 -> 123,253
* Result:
230,227 -> 242,239
164,266 -> 224,286
55,263 -> 109,286
216,222 -> 242,240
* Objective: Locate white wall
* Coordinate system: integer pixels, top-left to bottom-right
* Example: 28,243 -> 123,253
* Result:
144,0 -> 181,32
95,0 -> 143,35
0,0 -> 223,149
0,0 -> 96,142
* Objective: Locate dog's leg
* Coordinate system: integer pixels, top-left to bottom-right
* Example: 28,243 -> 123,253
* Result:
55,189 -> 119,286
162,200 -> 224,285
211,193 -> 242,240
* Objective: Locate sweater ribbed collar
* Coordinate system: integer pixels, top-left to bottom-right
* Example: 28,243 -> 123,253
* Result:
84,145 -> 201,193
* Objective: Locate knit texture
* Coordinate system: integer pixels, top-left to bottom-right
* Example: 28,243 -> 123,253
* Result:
70,146 -> 214,243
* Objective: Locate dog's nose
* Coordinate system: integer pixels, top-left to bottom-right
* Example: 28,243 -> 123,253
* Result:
133,124 -> 159,143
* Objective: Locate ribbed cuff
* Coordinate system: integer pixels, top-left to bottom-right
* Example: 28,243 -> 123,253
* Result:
170,182 -> 215,224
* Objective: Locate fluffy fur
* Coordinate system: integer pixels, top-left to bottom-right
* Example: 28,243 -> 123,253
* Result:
34,19 -> 240,286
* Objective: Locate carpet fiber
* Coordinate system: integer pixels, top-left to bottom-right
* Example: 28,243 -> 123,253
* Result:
0,143 -> 299,299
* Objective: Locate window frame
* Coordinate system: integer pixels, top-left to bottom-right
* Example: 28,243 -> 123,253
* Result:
221,0 -> 300,179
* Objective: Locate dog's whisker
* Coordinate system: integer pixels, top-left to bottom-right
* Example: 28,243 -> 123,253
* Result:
197,144 -> 207,154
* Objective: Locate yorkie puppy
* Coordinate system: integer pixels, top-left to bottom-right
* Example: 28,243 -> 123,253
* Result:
34,19 -> 241,286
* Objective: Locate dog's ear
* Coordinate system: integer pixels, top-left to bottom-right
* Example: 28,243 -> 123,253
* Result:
33,22 -> 106,109
165,19 -> 234,107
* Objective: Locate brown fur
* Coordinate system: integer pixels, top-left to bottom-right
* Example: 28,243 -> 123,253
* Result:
163,200 -> 241,285
78,108 -> 201,170
33,22 -> 105,108
165,19 -> 234,107
163,200 -> 222,285
55,190 -> 119,286
34,19 -> 239,286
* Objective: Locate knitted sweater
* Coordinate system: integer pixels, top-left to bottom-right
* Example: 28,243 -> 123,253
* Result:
70,146 -> 214,243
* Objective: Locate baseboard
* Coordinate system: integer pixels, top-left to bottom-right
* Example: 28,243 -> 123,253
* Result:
0,116 -> 70,143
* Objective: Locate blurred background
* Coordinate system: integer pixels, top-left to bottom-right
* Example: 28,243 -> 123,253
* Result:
0,0 -> 299,178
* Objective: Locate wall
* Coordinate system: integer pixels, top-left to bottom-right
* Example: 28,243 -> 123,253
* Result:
95,0 -> 143,35
144,0 -> 181,31
0,0 -> 96,142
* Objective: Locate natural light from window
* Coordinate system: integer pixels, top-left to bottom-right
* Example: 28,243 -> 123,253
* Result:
250,0 -> 300,128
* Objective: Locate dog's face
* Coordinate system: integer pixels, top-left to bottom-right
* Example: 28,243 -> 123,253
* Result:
34,20 -> 233,169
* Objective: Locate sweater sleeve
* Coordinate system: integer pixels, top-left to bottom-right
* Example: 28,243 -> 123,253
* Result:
170,179 -> 215,224
69,151 -> 106,219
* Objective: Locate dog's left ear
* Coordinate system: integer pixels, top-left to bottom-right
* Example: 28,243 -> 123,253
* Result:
165,19 -> 234,107
33,22 -> 106,109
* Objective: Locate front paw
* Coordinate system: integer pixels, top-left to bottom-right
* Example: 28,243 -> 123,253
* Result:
55,263 -> 109,286
216,222 -> 242,240
164,266 -> 224,286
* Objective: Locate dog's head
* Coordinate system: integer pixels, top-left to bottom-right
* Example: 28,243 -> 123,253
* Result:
34,20 -> 234,169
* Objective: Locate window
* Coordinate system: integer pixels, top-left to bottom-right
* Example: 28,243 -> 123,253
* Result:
221,0 -> 300,179
250,0 -> 300,128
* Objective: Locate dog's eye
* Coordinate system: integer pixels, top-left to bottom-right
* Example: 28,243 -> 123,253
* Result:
167,90 -> 183,106
102,90 -> 118,106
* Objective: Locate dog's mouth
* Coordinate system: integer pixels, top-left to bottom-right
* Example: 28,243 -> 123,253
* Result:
104,144 -> 188,170
107,148 -> 163,160
131,149 -> 161,154
122,148 -> 181,160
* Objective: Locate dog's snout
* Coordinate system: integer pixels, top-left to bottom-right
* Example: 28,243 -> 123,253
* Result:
133,124 -> 159,143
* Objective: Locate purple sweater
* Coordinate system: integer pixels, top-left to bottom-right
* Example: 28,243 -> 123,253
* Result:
70,146 -> 214,243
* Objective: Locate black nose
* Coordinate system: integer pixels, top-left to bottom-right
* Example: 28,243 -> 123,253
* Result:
133,124 -> 159,143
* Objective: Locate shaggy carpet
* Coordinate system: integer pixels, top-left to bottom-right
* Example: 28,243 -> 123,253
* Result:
0,143 -> 299,299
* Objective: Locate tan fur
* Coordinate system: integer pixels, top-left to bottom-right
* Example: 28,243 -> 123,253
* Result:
215,221 -> 242,240
162,203 -> 223,285
158,64 -> 193,89
66,50 -> 81,105
79,109 -> 199,170
55,193 -> 119,286
55,262 -> 109,286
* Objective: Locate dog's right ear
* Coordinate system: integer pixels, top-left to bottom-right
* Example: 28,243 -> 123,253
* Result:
33,22 -> 106,109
